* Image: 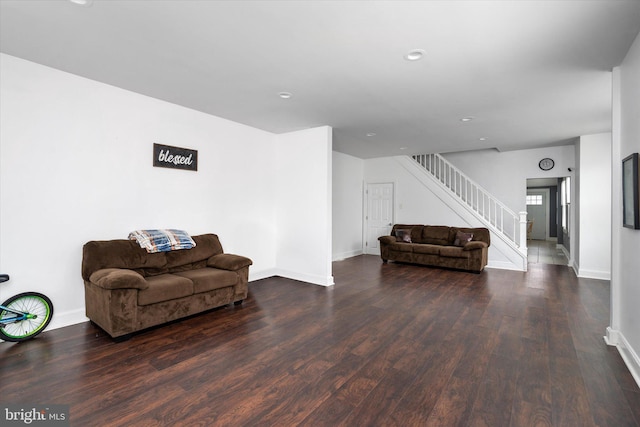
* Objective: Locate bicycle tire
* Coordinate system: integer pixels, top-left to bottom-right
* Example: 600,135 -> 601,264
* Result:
0,292 -> 54,342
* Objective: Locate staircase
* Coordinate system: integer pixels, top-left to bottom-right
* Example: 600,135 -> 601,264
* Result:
406,153 -> 528,270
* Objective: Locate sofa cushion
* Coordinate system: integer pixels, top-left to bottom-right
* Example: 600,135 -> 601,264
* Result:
439,246 -> 470,259
138,274 -> 194,306
451,227 -> 491,246
389,242 -> 413,252
378,235 -> 396,245
175,268 -> 238,293
463,241 -> 487,251
422,226 -> 452,245
165,234 -> 224,271
89,268 -> 149,290
82,239 -> 167,280
412,244 -> 440,255
392,225 -> 423,244
208,254 -> 253,271
395,229 -> 412,243
454,231 -> 474,246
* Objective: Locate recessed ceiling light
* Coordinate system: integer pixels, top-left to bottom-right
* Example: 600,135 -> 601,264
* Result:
278,92 -> 292,99
460,116 -> 474,122
404,49 -> 426,61
399,147 -> 408,150
479,137 -> 488,141
366,132 -> 376,137
69,0 -> 93,5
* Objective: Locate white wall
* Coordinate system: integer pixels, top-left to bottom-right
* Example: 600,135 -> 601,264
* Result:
363,156 -> 522,269
576,133 -> 612,279
275,126 -> 334,286
444,146 -> 577,266
0,54 -> 333,330
609,31 -> 640,386
364,157 -> 470,226
443,146 -> 575,217
332,151 -> 364,261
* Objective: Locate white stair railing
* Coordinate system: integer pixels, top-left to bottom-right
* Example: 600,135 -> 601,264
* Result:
412,153 -> 527,253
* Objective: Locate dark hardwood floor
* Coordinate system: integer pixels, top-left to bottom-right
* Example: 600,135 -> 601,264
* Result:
1,255 -> 639,426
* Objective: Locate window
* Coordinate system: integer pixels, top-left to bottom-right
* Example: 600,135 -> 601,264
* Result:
561,177 -> 571,230
527,194 -> 543,205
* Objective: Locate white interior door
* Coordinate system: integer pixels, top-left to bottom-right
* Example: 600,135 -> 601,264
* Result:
365,183 -> 394,255
527,189 -> 549,240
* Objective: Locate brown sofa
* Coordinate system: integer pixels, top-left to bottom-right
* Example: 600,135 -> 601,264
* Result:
82,233 -> 252,339
378,224 -> 490,273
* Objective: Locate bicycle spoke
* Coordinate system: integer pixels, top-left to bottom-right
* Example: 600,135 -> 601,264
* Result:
1,294 -> 52,340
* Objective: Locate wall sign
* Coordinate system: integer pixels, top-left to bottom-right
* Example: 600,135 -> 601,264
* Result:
153,143 -> 198,171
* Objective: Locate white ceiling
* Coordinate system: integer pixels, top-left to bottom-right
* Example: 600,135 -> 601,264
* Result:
1,0 -> 639,159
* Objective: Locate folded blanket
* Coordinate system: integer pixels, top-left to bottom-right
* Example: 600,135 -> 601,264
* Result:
128,229 -> 196,253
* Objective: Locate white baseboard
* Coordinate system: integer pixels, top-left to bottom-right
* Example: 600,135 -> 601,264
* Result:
557,244 -> 570,259
28,308 -> 88,334
578,268 -> 611,280
249,268 -> 280,282
273,269 -> 335,287
332,249 -> 364,261
251,268 -> 334,287
486,260 -> 526,271
605,327 -> 640,388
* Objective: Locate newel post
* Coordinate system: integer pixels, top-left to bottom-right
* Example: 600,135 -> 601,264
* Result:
519,211 -> 528,253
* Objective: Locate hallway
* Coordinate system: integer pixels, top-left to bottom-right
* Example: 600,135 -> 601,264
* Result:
527,239 -> 569,265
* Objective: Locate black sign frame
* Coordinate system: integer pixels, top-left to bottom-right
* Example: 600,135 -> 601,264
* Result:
153,143 -> 198,171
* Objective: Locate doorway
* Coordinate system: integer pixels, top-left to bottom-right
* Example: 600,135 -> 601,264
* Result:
364,182 -> 394,255
526,178 -> 569,265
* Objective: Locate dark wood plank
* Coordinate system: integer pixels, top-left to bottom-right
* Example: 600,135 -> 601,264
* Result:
1,255 -> 639,426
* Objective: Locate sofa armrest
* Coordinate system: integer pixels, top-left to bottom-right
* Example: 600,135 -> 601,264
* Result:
207,254 -> 253,271
378,236 -> 396,245
463,241 -> 488,251
88,268 -> 149,290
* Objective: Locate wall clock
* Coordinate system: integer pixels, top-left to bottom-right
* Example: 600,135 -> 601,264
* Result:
539,158 -> 555,171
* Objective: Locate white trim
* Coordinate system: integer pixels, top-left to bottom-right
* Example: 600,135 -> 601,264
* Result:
249,268 -> 280,282
604,327 -> 640,388
569,259 -> 578,276
271,268 -> 335,287
33,308 -> 88,333
557,244 -> 570,259
332,249 -> 364,262
251,268 -> 334,286
486,260 -> 521,270
577,268 -> 611,280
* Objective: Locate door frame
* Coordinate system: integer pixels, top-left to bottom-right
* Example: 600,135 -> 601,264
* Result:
363,181 -> 395,255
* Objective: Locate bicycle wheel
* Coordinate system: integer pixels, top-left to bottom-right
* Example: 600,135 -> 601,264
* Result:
0,292 -> 54,342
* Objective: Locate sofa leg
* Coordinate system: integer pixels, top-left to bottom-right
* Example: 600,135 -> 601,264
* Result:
382,259 -> 388,264
234,300 -> 244,306
113,333 -> 132,343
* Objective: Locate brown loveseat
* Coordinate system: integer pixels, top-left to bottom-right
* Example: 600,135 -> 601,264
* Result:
82,234 -> 252,339
378,224 -> 490,273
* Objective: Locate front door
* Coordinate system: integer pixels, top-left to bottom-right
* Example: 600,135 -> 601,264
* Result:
527,189 -> 549,240
365,183 -> 394,255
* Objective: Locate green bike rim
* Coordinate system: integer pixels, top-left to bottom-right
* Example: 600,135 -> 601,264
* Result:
1,295 -> 52,339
